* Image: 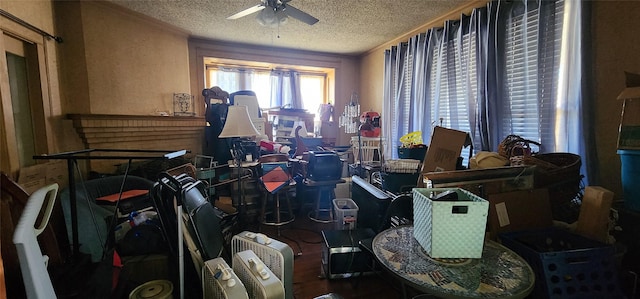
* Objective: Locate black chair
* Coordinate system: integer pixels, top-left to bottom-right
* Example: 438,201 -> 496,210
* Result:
358,194 -> 413,254
356,194 -> 414,296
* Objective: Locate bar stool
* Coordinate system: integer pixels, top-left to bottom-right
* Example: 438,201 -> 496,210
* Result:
304,178 -> 346,223
260,181 -> 295,228
258,154 -> 296,235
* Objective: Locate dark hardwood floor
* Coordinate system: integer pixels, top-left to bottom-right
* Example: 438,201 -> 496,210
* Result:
243,211 -> 409,299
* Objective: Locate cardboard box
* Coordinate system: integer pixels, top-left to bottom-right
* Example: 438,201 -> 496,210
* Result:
18,160 -> 68,194
487,188 -> 553,240
421,126 -> 468,173
413,187 -> 489,258
575,186 -> 614,243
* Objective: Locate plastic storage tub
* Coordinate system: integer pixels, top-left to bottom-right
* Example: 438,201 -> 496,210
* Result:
500,228 -> 624,299
618,149 -> 640,212
332,198 -> 358,230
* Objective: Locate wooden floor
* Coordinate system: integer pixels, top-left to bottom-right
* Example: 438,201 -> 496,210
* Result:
243,210 -> 411,299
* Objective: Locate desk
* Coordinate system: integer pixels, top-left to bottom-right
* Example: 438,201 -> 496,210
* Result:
373,226 -> 534,299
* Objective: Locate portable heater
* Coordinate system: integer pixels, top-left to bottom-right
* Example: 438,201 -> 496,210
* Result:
202,257 -> 249,299
232,250 -> 285,299
231,231 -> 294,299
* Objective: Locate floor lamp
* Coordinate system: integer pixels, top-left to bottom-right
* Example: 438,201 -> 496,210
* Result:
219,105 -> 260,227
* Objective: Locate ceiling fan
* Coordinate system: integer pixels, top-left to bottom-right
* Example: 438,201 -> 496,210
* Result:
227,0 -> 319,26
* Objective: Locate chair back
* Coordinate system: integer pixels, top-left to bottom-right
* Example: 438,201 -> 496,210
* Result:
377,194 -> 413,233
259,154 -> 290,163
229,90 -> 260,119
13,184 -> 59,299
181,181 -> 224,261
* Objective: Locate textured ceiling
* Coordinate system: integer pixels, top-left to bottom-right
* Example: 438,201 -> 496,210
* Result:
108,0 -> 472,55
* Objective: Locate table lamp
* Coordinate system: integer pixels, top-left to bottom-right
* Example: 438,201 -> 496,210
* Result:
219,105 -> 260,226
219,105 -> 260,140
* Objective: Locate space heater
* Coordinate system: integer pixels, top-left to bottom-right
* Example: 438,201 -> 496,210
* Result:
231,231 -> 294,299
202,257 -> 249,299
232,250 -> 285,299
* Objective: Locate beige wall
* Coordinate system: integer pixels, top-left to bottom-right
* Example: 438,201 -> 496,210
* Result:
592,1 -> 640,200
56,1 -> 191,115
1,1 -> 55,33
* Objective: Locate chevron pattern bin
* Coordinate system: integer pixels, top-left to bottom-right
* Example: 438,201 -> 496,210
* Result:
413,188 -> 489,258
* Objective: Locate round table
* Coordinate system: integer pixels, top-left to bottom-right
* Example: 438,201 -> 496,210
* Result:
372,226 -> 535,299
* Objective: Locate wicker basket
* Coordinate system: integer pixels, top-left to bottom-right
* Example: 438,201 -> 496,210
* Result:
524,153 -> 583,222
498,135 -> 540,158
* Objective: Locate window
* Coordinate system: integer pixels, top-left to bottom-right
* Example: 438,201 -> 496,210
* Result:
383,0 -> 571,166
503,1 -> 564,151
205,61 -> 331,120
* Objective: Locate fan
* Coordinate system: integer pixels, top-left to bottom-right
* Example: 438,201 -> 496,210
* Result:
227,0 -> 319,26
202,257 -> 249,299
231,231 -> 294,299
232,250 -> 285,299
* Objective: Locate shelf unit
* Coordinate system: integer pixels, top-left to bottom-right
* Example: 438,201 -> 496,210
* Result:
267,109 -> 315,145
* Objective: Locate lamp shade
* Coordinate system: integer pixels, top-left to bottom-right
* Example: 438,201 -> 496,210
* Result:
219,105 -> 261,138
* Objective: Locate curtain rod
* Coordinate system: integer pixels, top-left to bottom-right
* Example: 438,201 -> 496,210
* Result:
0,9 -> 63,43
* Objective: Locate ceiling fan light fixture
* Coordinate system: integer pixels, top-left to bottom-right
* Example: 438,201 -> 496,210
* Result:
232,0 -> 318,27
276,10 -> 288,26
256,6 -> 288,28
257,7 -> 277,26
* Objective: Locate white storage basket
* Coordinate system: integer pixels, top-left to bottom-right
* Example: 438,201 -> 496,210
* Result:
412,188 -> 489,259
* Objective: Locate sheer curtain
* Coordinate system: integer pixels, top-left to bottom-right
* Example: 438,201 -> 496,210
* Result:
556,0 -> 592,184
269,70 -> 303,109
212,67 -> 254,93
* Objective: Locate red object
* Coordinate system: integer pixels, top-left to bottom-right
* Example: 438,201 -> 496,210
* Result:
360,111 -> 380,124
96,189 -> 148,203
260,140 -> 275,152
361,127 -> 381,137
112,250 -> 123,290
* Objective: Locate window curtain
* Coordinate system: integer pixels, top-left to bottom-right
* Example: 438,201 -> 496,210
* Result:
556,0 -> 593,184
383,12 -> 487,160
213,67 -> 254,92
382,0 -> 593,183
485,0 -> 564,154
269,70 -> 303,109
383,44 -> 408,158
579,2 -> 598,185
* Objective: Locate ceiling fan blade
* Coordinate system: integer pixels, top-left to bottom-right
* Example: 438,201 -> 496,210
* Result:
227,4 -> 265,20
283,4 -> 319,25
